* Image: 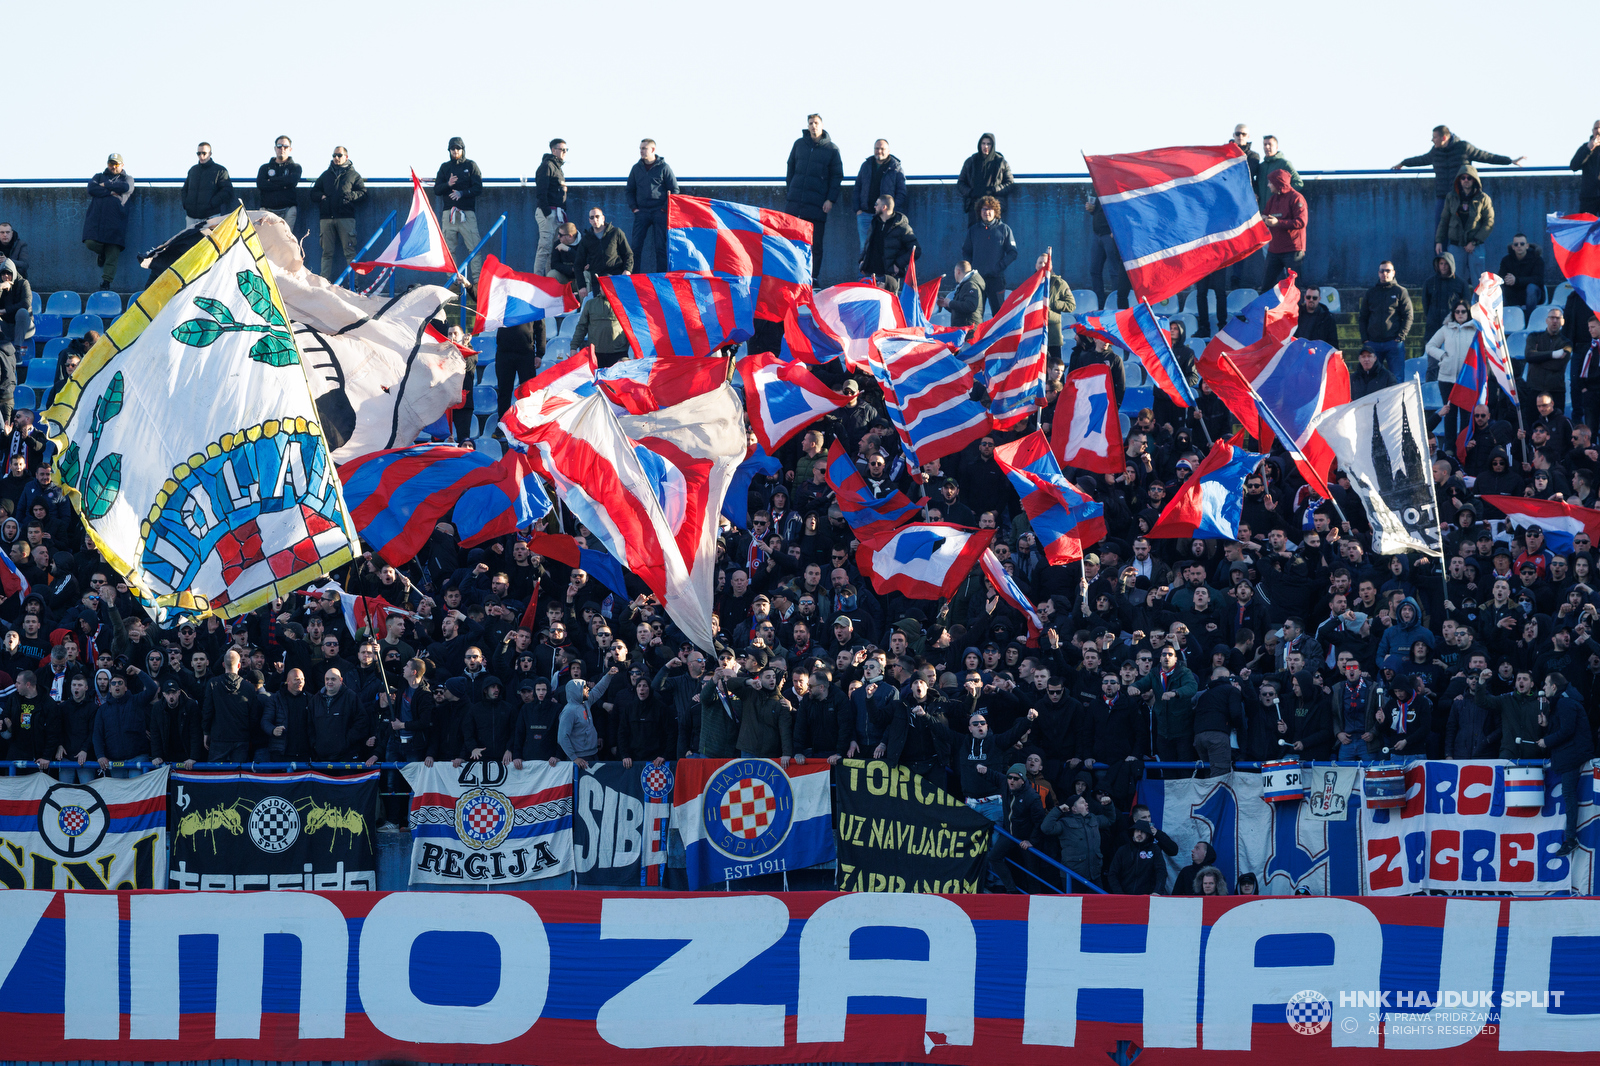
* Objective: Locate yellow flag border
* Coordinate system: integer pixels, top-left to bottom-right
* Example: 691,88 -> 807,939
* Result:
43,207 -> 360,619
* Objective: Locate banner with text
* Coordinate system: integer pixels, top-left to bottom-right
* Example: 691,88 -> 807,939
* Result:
833,758 -> 991,892
0,767 -> 167,889
1361,760 -> 1598,896
169,770 -> 377,890
672,756 -> 833,888
573,761 -> 675,887
401,760 -> 573,885
2,891 -> 1598,1062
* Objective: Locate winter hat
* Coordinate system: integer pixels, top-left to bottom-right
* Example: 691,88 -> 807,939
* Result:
1006,764 -> 1027,779
448,136 -> 466,151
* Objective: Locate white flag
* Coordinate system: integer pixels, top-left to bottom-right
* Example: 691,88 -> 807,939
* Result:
1311,380 -> 1442,556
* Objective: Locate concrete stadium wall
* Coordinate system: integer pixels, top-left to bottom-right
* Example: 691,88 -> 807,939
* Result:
0,170 -> 1583,297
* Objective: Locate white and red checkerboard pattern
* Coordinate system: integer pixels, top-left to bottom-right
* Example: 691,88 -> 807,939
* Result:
58,806 -> 89,836
718,778 -> 776,839
463,798 -> 506,840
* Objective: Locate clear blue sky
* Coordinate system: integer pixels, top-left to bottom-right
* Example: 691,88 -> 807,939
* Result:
10,0 -> 1593,181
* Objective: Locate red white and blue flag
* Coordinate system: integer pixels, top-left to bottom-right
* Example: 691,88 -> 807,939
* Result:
813,282 -> 907,370
451,449 -> 555,548
337,443 -> 552,564
856,523 -> 996,602
472,254 -> 577,333
352,170 -> 457,275
956,262 -> 1051,428
523,531 -> 630,600
1050,364 -> 1124,475
598,272 -> 755,360
1083,143 -> 1269,305
737,351 -> 850,453
1469,272 -> 1519,404
992,431 -> 1106,565
1477,496 -> 1600,554
1198,273 -> 1300,378
1450,330 -> 1489,411
979,548 -> 1044,647
666,194 -> 812,322
824,439 -> 922,541
1147,433 -> 1268,540
1547,212 -> 1600,311
514,346 -> 598,402
780,297 -> 845,364
0,550 -> 28,599
593,355 -> 729,416
1074,304 -> 1196,406
899,254 -> 942,330
721,443 -> 783,529
868,329 -> 991,466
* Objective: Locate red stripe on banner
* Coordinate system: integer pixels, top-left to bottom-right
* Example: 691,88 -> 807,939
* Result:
669,274 -> 712,355
631,278 -> 675,359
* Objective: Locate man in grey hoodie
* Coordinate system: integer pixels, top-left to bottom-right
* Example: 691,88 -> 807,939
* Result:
557,668 -> 614,768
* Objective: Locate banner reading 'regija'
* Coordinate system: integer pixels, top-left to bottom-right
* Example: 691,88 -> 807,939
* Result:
833,758 -> 990,892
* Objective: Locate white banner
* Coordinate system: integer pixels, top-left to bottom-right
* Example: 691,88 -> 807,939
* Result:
1304,765 -> 1360,821
400,760 -> 573,885
0,767 -> 168,889
1361,760 -> 1593,896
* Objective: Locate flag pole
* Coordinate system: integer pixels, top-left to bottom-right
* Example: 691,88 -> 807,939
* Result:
1143,296 -> 1213,449
1413,374 -> 1452,617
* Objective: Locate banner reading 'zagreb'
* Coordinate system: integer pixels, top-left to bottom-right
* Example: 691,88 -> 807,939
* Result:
1,890 -> 1598,1063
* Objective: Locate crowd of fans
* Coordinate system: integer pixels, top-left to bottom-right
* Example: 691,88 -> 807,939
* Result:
0,118 -> 1599,892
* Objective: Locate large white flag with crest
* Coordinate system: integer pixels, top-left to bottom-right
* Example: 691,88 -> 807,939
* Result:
1311,380 -> 1442,557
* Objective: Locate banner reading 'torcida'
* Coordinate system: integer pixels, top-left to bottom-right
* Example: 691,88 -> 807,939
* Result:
833,759 -> 991,893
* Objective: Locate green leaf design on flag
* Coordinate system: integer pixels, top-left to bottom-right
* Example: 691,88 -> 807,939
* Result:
236,270 -> 286,329
248,332 -> 299,366
192,296 -> 237,327
172,318 -> 225,347
96,371 -> 125,426
58,441 -> 80,489
81,454 -> 122,519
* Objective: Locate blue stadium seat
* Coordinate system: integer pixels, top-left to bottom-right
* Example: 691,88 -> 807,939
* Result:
472,385 -> 499,434
29,291 -> 41,314
1403,356 -> 1430,384
1525,305 -> 1557,330
85,290 -> 122,317
1501,307 -> 1525,333
470,334 -> 497,358
1419,381 -> 1444,409
1177,313 -> 1200,340
1550,281 -> 1574,308
1505,331 -> 1529,361
1320,287 -> 1341,313
1226,288 -> 1259,312
1101,292 -> 1124,311
32,313 -> 62,339
44,291 -> 82,317
39,337 -> 73,362
545,334 -> 572,359
66,314 -> 103,339
13,386 -> 36,413
1071,289 -> 1099,312
471,436 -> 504,458
1119,385 -> 1154,416
26,355 -> 59,388
1149,294 -> 1180,315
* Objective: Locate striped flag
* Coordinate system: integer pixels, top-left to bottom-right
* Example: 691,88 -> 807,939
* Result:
473,254 -> 578,333
666,194 -> 812,321
598,272 -> 754,360
1083,144 -> 1269,305
352,170 -> 457,275
868,329 -> 991,465
1468,272 -> 1518,404
978,548 -> 1044,647
0,550 -> 28,599
736,351 -> 850,453
1075,304 -> 1197,406
824,439 -> 922,540
955,261 -> 1051,428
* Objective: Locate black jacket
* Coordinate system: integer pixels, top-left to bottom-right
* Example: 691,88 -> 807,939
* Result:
795,686 -> 851,758
536,152 -> 567,211
963,219 -> 1017,278
261,686 -> 313,759
1497,246 -> 1546,306
955,133 -> 1014,214
462,692 -> 516,760
929,714 -> 1033,799
946,271 -> 986,327
181,158 -> 235,220
575,224 -> 634,278
784,129 -> 844,222
255,157 -> 303,210
311,162 -> 366,220
626,157 -> 680,212
614,687 -> 674,761
1348,359 -> 1398,400
150,692 -> 204,764
1359,280 -> 1414,342
510,693 -> 563,761
860,211 -> 918,281
1573,142 -> 1600,205
1544,694 -> 1594,774
310,684 -> 366,760
1296,304 -> 1339,348
84,171 -> 135,246
854,154 -> 908,213
998,783 -> 1045,846
1107,825 -> 1175,894
433,157 -> 484,213
201,674 -> 261,749
1399,137 -> 1515,197
1191,677 -> 1244,736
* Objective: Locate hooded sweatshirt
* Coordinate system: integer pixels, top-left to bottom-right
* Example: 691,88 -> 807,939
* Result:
1107,825 -> 1174,894
1436,163 -> 1495,249
433,138 -> 484,214
1377,597 -> 1433,659
557,673 -> 612,761
1426,306 -> 1477,383
1422,251 -> 1471,337
536,151 -> 567,211
956,133 -> 1014,214
1264,170 -> 1306,253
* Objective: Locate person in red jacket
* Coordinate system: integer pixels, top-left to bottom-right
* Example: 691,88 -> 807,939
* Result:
1261,169 -> 1307,289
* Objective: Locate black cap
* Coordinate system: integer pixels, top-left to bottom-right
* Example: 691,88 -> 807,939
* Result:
448,136 -> 466,151
160,678 -> 181,693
